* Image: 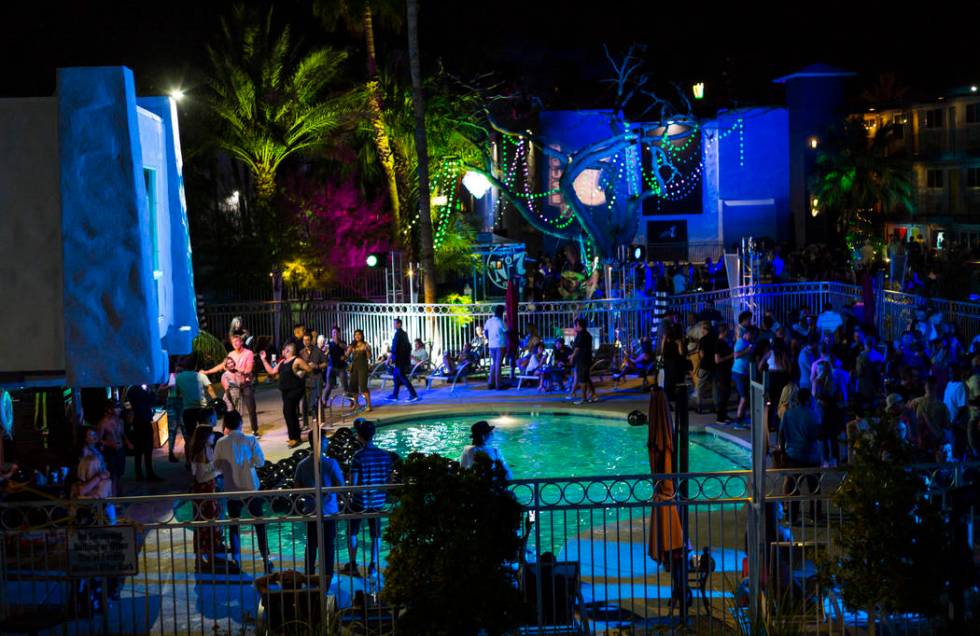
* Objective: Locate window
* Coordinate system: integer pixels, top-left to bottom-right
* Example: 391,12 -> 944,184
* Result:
968,167 -> 980,188
924,108 -> 944,128
967,103 -> 980,124
892,113 -> 906,139
143,168 -> 159,271
926,169 -> 945,189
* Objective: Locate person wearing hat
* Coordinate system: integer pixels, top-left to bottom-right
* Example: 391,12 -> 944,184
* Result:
342,418 -> 395,578
459,421 -> 512,480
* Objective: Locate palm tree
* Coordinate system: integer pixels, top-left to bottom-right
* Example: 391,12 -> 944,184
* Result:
810,119 -> 915,232
207,5 -> 353,205
314,0 -> 404,236
406,0 -> 436,304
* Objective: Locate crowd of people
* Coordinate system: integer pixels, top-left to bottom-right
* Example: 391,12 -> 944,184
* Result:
659,298 -> 980,472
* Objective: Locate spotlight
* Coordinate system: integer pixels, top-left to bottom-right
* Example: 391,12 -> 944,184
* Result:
366,253 -> 382,268
462,171 -> 492,198
630,245 -> 646,262
170,88 -> 185,102
692,82 -> 705,100
627,410 -> 648,427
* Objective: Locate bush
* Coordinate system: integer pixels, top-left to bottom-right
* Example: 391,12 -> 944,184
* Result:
382,453 -> 524,635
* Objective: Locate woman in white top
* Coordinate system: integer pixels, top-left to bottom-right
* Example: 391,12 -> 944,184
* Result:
459,420 -> 512,480
188,425 -> 224,568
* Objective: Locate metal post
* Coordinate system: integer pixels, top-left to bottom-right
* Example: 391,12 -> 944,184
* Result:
748,374 -> 768,626
674,390 -> 690,623
310,426 -> 328,622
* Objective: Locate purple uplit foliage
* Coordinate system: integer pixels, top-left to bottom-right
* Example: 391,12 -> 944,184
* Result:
285,174 -> 392,273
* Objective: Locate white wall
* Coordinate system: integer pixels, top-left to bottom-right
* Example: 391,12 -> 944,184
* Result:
0,98 -> 65,375
137,106 -> 174,343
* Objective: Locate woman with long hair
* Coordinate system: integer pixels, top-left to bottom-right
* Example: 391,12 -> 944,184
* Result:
260,342 -> 314,447
188,425 -> 224,570
761,338 -> 791,432
346,329 -> 373,412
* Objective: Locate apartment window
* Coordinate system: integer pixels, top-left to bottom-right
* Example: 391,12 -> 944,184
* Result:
924,108 -> 944,128
967,103 -> 980,124
926,169 -> 945,189
968,167 -> 980,188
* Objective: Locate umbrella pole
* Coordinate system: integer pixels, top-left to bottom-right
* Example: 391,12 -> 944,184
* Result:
674,390 -> 691,623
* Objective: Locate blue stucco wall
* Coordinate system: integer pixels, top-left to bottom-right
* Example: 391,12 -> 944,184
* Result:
58,67 -> 166,386
710,108 -> 790,245
138,97 -> 199,355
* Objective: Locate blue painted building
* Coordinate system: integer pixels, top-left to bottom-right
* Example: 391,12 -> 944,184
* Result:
534,106 -> 791,259
0,67 -> 198,387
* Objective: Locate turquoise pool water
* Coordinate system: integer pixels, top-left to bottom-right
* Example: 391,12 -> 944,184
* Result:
374,411 -> 750,479
174,411 -> 749,567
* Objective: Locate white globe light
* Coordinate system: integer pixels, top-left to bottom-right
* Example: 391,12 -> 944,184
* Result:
462,171 -> 492,198
572,168 -> 606,206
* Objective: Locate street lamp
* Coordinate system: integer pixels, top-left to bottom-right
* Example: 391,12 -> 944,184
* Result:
169,88 -> 186,102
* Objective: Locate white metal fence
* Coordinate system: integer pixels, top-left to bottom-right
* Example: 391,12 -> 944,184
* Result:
204,296 -> 668,358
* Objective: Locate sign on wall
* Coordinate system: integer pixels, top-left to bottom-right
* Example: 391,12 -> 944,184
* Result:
67,525 -> 139,576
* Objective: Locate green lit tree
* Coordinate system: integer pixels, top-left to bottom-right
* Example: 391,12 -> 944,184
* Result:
809,120 -> 915,233
206,4 -> 355,206
313,0 -> 405,236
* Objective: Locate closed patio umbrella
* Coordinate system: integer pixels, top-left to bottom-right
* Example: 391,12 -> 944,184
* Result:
647,387 -> 689,605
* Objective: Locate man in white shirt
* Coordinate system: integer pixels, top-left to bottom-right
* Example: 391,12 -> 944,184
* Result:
484,306 -> 509,390
944,366 -> 968,424
213,411 -> 272,573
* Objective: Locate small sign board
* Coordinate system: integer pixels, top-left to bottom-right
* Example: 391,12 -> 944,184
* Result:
67,525 -> 138,577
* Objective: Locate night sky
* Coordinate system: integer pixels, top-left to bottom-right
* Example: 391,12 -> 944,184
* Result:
1,1 -> 975,108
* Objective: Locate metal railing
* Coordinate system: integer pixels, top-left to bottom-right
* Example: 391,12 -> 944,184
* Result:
669,282 -> 863,327
203,295 -> 668,357
1,462 -> 972,634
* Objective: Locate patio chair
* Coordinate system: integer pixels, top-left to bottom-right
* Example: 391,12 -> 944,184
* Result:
425,359 -> 472,394
519,560 -> 591,635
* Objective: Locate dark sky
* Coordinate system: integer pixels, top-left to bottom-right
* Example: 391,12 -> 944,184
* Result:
1,1 -> 976,107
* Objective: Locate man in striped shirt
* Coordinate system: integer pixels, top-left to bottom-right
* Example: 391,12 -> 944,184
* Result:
341,418 -> 394,578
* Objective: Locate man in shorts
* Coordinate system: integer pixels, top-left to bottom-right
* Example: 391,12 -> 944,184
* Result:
341,419 -> 395,578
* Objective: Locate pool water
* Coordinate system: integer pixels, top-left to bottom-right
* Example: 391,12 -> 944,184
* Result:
174,411 -> 749,569
374,411 -> 750,479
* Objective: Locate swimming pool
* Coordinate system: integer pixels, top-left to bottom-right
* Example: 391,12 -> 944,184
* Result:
373,411 -> 750,479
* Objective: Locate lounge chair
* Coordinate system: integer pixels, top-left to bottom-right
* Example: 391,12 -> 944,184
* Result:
519,560 -> 591,635
425,359 -> 472,394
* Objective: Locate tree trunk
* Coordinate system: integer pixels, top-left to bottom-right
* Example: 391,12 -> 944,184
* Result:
406,0 -> 436,304
363,6 -> 402,240
254,166 -> 277,207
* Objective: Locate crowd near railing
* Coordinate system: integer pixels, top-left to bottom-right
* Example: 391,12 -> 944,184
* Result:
205,281 -> 980,359
1,463 -> 972,634
204,296 -> 669,358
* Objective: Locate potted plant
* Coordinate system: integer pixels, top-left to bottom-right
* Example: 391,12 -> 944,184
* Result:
382,453 -> 524,635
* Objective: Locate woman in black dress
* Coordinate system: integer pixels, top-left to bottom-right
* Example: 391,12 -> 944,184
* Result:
259,343 -> 314,447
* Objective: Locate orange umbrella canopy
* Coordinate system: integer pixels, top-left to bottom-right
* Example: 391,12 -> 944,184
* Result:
647,388 -> 686,564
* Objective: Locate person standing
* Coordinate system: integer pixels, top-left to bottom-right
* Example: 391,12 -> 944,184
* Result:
259,343 -> 314,448
175,356 -> 216,444
346,330 -> 373,413
732,326 -> 754,425
294,429 -> 345,577
125,384 -> 162,482
96,401 -> 132,496
571,318 -> 597,404
386,319 -> 420,402
776,388 -> 824,523
342,419 -> 395,578
484,306 -> 508,390
213,411 -> 273,573
300,333 -> 328,426
323,326 -> 350,405
459,420 -> 513,479
163,366 -> 187,464
713,324 -> 734,424
287,323 -> 308,357
188,425 -> 224,571
205,333 -> 258,436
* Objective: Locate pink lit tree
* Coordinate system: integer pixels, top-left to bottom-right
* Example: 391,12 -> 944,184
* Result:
283,174 -> 392,286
